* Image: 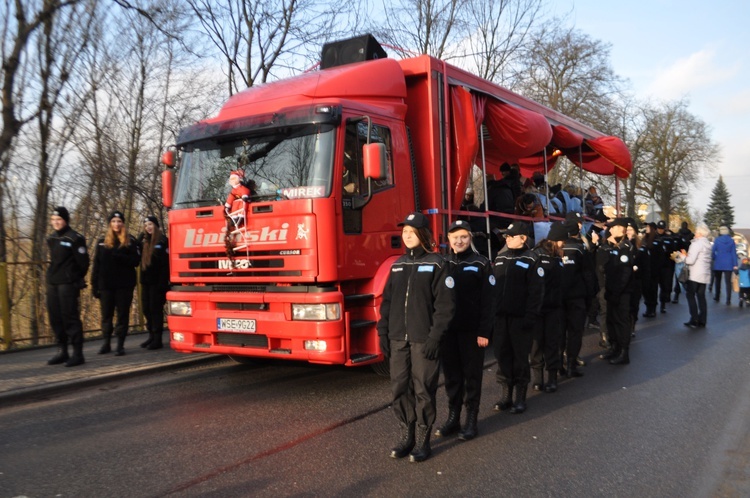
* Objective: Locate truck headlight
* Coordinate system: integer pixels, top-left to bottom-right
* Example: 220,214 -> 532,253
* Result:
292,303 -> 340,321
168,301 -> 192,316
304,340 -> 327,352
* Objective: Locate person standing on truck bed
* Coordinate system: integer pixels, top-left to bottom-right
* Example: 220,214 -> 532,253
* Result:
46,206 -> 90,367
434,220 -> 495,442
92,211 -> 141,356
377,212 -> 455,463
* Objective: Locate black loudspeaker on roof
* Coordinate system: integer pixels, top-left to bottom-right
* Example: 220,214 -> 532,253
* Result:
320,34 -> 388,70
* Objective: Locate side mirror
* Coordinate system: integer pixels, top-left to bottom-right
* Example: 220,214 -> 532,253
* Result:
162,169 -> 174,208
161,150 -> 175,168
363,143 -> 387,180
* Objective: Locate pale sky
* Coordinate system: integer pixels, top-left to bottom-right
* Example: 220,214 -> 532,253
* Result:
565,0 -> 750,227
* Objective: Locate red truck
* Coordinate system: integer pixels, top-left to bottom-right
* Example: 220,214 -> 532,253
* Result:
161,35 -> 631,372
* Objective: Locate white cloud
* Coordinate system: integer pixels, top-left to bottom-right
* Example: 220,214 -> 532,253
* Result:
647,48 -> 739,99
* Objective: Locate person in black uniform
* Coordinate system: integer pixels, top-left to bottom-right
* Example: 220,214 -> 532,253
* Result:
627,221 -> 649,337
46,206 -> 90,367
530,222 -> 566,393
435,220 -> 495,442
92,211 -> 141,356
655,220 -> 675,314
601,218 -> 636,365
377,212 -> 455,463
138,216 -> 170,350
492,221 -> 544,414
560,213 -> 597,378
642,222 -> 661,317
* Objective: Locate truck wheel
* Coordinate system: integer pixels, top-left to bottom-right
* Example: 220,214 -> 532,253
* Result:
371,360 -> 390,377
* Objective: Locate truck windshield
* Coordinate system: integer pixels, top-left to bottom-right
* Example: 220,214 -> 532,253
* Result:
173,124 -> 335,207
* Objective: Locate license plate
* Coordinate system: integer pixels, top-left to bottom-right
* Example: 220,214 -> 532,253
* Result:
217,318 -> 256,333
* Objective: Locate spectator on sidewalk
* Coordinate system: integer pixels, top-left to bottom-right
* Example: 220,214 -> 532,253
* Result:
684,224 -> 712,328
712,226 -> 738,305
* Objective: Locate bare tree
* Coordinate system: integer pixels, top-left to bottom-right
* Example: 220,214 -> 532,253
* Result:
633,99 -> 719,220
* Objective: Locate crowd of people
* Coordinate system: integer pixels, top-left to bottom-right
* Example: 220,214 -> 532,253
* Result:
378,198 -> 746,462
45,207 -> 170,367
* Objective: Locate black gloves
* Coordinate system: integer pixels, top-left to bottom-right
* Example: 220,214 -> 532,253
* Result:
423,337 -> 441,360
379,335 -> 390,359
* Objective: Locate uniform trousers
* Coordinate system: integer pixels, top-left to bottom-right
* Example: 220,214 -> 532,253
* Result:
658,266 -> 674,305
561,298 -> 586,361
389,340 -> 440,427
100,287 -> 135,338
141,284 -> 167,335
530,307 -> 562,372
493,315 -> 533,386
46,283 -> 83,346
606,293 -> 632,352
442,328 -> 484,410
643,275 -> 658,312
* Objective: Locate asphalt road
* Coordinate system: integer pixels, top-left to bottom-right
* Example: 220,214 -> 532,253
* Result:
1,300 -> 749,497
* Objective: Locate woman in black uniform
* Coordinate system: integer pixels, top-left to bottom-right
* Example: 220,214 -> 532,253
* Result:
92,211 -> 140,356
530,222 -> 566,394
139,216 -> 170,350
377,212 -> 455,462
435,220 -> 495,441
492,221 -> 544,414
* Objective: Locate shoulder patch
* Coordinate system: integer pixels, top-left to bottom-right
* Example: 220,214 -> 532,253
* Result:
515,260 -> 530,269
620,254 -> 629,263
537,267 -> 545,277
78,246 -> 87,254
418,265 -> 434,273
445,276 -> 455,289
489,275 -> 496,286
463,266 -> 479,272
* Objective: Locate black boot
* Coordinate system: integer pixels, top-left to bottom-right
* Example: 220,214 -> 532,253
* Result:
409,424 -> 432,462
435,406 -> 461,437
114,334 -> 126,356
532,367 -> 544,391
98,330 -> 112,354
599,343 -> 620,360
609,348 -> 630,365
458,407 -> 479,441
47,345 -> 69,365
140,331 -> 154,348
147,331 -> 163,350
660,303 -> 667,313
65,343 -> 85,367
389,422 -> 415,459
510,384 -> 528,414
566,359 -> 583,378
544,370 -> 558,393
493,383 -> 513,411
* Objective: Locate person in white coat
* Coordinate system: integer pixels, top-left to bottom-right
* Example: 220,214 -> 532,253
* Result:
684,224 -> 712,328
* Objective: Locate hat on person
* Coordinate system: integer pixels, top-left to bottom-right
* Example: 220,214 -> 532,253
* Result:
499,163 -> 511,173
656,220 -> 666,229
547,222 -> 569,242
144,215 -> 159,227
565,211 -> 583,224
502,221 -> 530,237
398,212 -> 429,229
719,226 -> 730,235
624,217 -> 638,229
229,170 -> 244,180
448,219 -> 471,233
52,206 -> 70,225
647,221 -> 657,229
109,211 -> 125,223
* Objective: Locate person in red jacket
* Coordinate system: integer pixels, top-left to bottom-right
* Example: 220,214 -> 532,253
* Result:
224,170 -> 251,210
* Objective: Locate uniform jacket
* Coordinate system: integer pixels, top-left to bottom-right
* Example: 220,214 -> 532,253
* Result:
712,234 -> 737,271
446,249 -> 496,339
92,235 -> 141,293
46,226 -> 89,286
532,246 -> 563,311
686,237 -> 712,284
603,237 -> 635,304
561,237 -> 597,301
492,247 -> 544,319
657,233 -> 677,268
633,242 -> 651,282
139,233 -> 170,290
377,246 -> 455,343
